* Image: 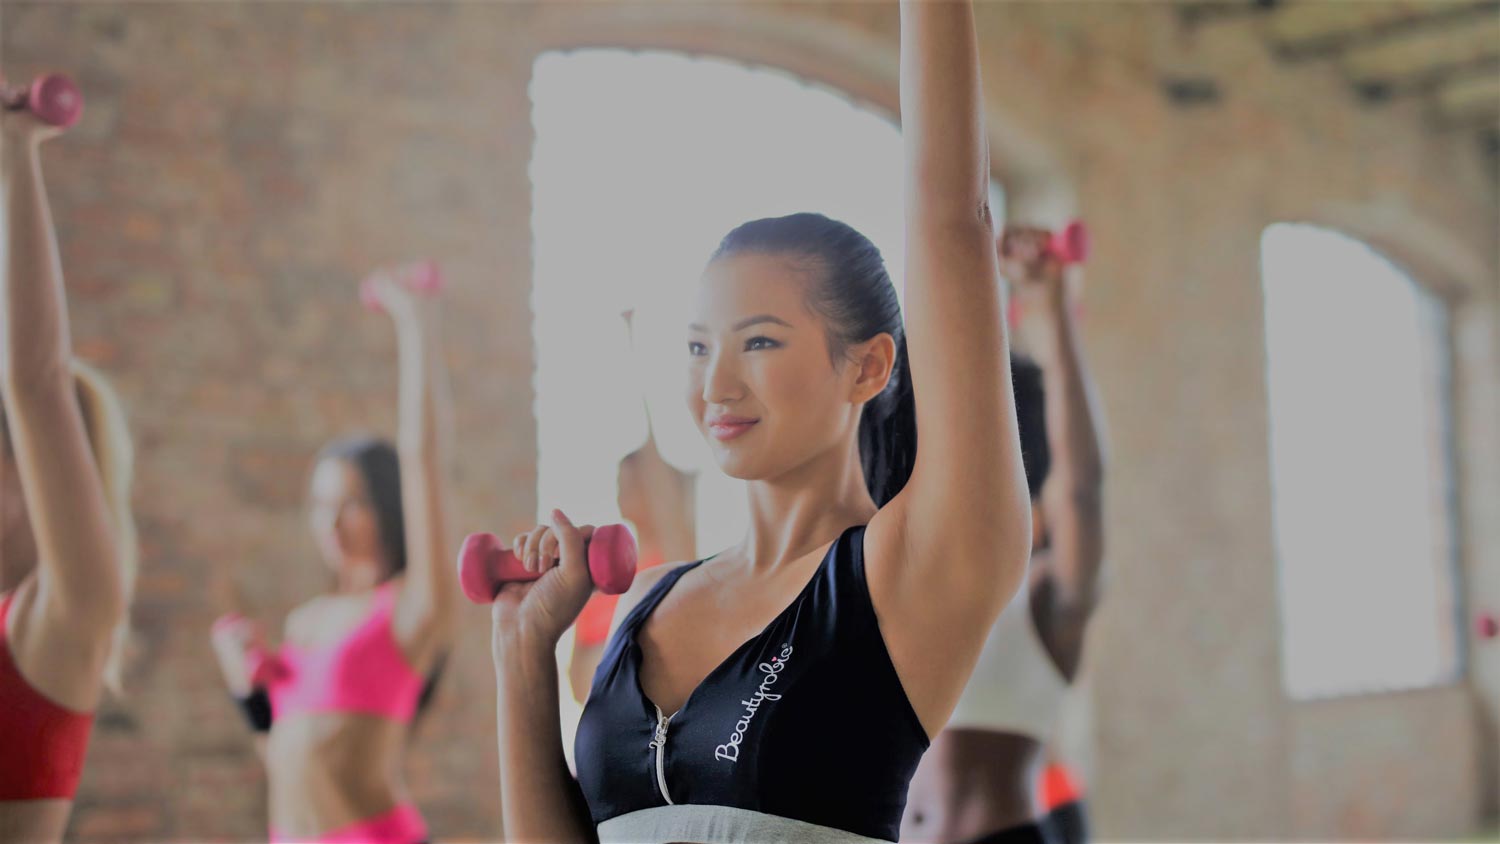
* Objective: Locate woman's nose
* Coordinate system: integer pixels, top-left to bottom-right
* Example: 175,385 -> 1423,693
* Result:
701,349 -> 744,404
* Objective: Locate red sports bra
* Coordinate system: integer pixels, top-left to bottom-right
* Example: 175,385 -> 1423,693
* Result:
0,591 -> 96,801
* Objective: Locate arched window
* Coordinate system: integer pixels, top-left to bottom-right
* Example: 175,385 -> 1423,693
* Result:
529,49 -> 909,555
1260,223 -> 1460,699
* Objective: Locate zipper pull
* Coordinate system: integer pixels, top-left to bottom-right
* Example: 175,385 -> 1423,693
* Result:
648,706 -> 675,805
651,710 -> 670,747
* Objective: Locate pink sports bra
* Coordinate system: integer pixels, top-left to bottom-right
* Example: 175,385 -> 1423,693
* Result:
252,583 -> 425,724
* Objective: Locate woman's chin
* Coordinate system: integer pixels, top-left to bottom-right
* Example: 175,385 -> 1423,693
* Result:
709,449 -> 756,481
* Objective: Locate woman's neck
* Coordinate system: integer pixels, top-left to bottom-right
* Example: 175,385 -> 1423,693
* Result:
334,561 -> 385,593
739,433 -> 877,572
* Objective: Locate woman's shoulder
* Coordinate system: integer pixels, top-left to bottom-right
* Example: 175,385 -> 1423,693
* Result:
622,559 -> 698,607
603,559 -> 701,643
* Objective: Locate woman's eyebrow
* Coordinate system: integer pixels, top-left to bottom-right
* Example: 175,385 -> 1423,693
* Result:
688,314 -> 793,332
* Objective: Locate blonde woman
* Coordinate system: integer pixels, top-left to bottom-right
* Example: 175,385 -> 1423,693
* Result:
0,84 -> 138,843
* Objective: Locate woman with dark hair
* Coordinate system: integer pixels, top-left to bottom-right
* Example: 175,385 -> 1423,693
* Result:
209,271 -> 454,844
483,2 -> 1032,841
902,226 -> 1108,844
0,80 -> 141,844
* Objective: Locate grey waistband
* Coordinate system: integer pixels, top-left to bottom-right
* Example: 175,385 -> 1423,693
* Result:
597,805 -> 892,844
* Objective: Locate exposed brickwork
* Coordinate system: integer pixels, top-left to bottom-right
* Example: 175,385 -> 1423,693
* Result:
1,1 -> 1494,840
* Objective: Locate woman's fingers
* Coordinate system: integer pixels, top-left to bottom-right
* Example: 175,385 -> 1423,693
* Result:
550,510 -> 587,579
508,515 -> 598,578
522,526 -> 546,573
539,530 -> 560,568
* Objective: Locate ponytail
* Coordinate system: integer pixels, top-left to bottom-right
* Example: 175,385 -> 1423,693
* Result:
859,333 -> 917,506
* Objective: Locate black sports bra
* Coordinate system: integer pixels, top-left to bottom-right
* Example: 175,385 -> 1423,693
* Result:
574,525 -> 930,842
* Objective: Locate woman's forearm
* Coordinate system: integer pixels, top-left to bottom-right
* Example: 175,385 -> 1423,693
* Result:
1037,301 -> 1107,495
494,638 -> 597,843
394,310 -> 456,628
0,133 -> 124,621
1,138 -> 70,391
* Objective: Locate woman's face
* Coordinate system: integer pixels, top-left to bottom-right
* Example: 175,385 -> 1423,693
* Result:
307,458 -> 385,574
686,253 -> 883,484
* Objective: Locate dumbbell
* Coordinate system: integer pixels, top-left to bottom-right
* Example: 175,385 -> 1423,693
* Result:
457,523 -> 639,603
1477,611 -> 1499,642
1003,220 -> 1088,329
211,614 -> 289,685
1,74 -> 83,129
1045,220 -> 1089,265
360,260 -> 444,312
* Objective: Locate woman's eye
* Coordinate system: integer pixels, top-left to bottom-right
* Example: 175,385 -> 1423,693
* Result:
745,336 -> 780,351
687,341 -> 707,356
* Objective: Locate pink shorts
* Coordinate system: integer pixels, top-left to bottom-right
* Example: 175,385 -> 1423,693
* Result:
271,804 -> 427,844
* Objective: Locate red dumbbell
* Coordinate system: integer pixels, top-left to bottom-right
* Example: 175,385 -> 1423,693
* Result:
457,523 -> 639,604
1477,612 -> 1499,642
1003,220 -> 1088,329
1045,220 -> 1089,265
1,74 -> 84,129
211,614 -> 289,685
360,260 -> 444,312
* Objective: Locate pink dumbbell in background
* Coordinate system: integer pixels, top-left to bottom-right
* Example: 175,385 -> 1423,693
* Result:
1477,611 -> 1499,642
360,260 -> 444,312
457,523 -> 639,604
1,74 -> 84,129
1044,220 -> 1089,265
1004,220 -> 1089,329
997,220 -> 1089,268
211,613 -> 288,685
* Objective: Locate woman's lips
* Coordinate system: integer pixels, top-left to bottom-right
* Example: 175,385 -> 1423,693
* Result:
707,418 -> 758,441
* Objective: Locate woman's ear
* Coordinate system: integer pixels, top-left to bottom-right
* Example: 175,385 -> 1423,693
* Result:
849,333 -> 897,405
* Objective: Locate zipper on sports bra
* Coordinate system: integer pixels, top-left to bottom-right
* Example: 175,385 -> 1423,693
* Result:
647,705 -> 674,805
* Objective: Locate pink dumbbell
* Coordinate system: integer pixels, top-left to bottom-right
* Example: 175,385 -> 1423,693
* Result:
212,614 -> 289,685
997,220 -> 1089,267
456,523 -> 639,604
1477,612 -> 1499,642
1004,220 -> 1088,329
2,74 -> 84,129
1045,220 -> 1089,265
245,646 -> 290,686
360,260 -> 444,312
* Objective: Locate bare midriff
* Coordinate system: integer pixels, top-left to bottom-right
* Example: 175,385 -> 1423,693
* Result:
266,711 -> 411,839
901,729 -> 1044,842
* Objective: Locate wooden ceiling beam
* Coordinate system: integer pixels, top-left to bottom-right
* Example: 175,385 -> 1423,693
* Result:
1341,16 -> 1500,82
1178,0 -> 1281,30
1271,1 -> 1498,61
1435,70 -> 1500,121
1350,55 -> 1500,101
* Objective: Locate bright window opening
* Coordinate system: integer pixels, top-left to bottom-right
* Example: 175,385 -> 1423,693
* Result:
529,49 -> 910,556
1260,223 -> 1460,700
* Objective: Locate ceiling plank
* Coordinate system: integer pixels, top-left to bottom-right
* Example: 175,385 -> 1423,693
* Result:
1273,1 -> 1454,43
1179,0 -> 1281,30
1435,69 -> 1500,118
1273,1 -> 1499,60
1341,16 -> 1500,82
1350,55 -> 1499,100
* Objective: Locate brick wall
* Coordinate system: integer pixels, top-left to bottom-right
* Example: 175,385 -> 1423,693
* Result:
2,2 -> 1495,840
